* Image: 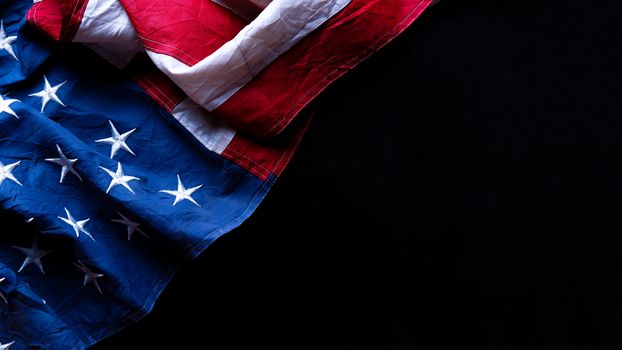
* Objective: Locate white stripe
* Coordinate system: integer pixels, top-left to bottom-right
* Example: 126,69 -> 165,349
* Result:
148,0 -> 352,111
171,98 -> 236,155
73,0 -> 142,68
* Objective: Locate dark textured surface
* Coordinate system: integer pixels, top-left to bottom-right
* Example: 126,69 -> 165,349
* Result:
95,1 -> 622,348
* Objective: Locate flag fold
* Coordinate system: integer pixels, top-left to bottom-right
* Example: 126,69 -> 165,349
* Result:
0,0 -> 433,348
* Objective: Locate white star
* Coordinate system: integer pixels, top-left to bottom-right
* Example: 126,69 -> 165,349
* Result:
0,277 -> 7,304
0,341 -> 13,350
28,75 -> 66,113
95,120 -> 136,159
99,162 -> 139,194
74,260 -> 104,294
13,236 -> 53,274
45,144 -> 83,183
159,174 -> 203,207
111,211 -> 148,241
58,207 -> 94,241
0,160 -> 22,186
0,19 -> 18,61
0,94 -> 19,119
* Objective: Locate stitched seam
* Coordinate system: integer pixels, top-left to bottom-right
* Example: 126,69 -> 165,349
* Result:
135,79 -> 174,111
227,148 -> 271,174
223,151 -> 270,180
224,147 -> 272,175
140,76 -> 179,107
271,112 -> 313,176
225,152 -> 265,175
140,35 -> 199,66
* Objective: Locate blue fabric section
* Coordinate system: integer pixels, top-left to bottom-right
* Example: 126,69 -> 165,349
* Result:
0,2 -> 275,348
0,0 -> 52,84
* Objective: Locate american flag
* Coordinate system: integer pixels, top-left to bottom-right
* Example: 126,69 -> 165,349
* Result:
0,0 -> 433,348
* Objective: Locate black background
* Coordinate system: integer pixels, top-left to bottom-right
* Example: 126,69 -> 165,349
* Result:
95,1 -> 622,349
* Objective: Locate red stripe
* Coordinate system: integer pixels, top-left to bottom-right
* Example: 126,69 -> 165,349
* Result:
26,0 -> 89,42
119,0 -> 246,66
222,112 -> 312,181
213,0 -> 433,139
61,0 -> 89,41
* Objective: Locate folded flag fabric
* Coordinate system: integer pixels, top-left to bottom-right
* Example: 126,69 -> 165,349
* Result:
0,0 -> 433,348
